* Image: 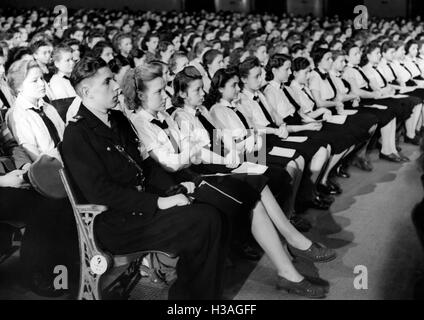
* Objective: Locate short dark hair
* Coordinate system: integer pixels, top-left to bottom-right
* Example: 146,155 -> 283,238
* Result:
238,56 -> 261,79
311,47 -> 330,66
292,57 -> 311,72
70,56 -> 108,89
172,66 -> 202,108
265,53 -> 291,81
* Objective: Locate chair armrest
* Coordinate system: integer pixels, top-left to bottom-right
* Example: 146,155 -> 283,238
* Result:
75,204 -> 108,214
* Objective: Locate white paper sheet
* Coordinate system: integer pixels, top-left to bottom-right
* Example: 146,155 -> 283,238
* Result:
340,109 -> 358,115
231,162 -> 268,175
367,104 -> 388,110
268,147 -> 296,158
282,136 -> 308,143
326,115 -> 347,124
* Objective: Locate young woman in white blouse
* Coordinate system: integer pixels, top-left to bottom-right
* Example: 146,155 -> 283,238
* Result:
6,59 -> 64,161
201,49 -> 225,93
342,41 -> 407,163
123,63 -> 334,298
49,45 -> 77,100
361,42 -> 420,157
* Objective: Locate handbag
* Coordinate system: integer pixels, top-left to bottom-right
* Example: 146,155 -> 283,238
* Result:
25,155 -> 67,199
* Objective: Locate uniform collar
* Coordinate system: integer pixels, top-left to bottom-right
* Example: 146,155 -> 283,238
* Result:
16,94 -> 44,110
136,108 -> 167,122
291,80 -> 304,90
269,80 -> 282,90
242,89 -> 258,100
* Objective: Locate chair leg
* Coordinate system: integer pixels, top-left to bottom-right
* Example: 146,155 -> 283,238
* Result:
77,243 -> 102,300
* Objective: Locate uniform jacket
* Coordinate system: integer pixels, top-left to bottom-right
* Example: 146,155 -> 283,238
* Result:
61,104 -> 177,223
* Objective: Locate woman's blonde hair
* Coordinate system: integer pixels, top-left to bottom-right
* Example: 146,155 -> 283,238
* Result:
7,59 -> 41,96
121,63 -> 163,111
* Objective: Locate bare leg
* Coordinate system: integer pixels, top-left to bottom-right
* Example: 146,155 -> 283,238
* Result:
251,200 -> 304,282
381,119 -> 396,155
284,157 -> 305,216
259,186 -> 312,250
406,104 -> 422,139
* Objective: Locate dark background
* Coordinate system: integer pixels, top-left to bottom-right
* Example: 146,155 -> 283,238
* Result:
2,0 -> 424,18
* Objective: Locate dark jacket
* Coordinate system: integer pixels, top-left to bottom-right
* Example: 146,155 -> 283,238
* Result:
61,104 -> 176,223
0,121 -> 32,175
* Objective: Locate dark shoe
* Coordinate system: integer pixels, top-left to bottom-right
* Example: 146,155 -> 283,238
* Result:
317,183 -> 339,195
309,196 -> 331,210
288,242 -> 337,263
276,276 -> 326,299
396,145 -> 402,152
328,180 -> 343,195
379,152 -> 402,163
404,135 -> 421,146
336,164 -> 350,178
352,156 -> 373,171
290,215 -> 312,233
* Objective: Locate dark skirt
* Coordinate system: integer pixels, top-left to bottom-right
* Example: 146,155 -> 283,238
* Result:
360,99 -> 397,127
363,97 -> 415,122
285,113 -> 356,154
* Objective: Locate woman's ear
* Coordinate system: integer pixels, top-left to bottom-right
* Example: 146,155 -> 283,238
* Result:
178,90 -> 187,99
136,90 -> 143,102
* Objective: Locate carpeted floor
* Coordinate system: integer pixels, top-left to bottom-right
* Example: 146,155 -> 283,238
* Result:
1,144 -> 423,300
232,144 -> 424,300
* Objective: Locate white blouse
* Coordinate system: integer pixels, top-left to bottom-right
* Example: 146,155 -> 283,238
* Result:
209,99 -> 249,141
342,64 -> 369,90
390,60 -> 413,84
172,105 -> 211,148
329,71 -> 349,94
289,80 -> 315,114
308,68 -> 337,101
6,95 -> 65,161
263,80 -> 296,125
238,89 -> 274,128
49,74 -> 77,100
403,56 -> 422,78
130,109 -> 186,165
377,58 -> 397,84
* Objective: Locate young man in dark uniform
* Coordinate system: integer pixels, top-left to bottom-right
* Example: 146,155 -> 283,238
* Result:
62,56 -> 227,300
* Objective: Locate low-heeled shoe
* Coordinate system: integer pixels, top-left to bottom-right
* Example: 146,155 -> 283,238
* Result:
276,276 -> 326,299
404,136 -> 421,146
379,153 -> 402,163
287,242 -> 337,263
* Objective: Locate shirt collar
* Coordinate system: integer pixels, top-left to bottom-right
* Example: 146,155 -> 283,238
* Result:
136,109 -> 167,122
183,105 -> 198,116
242,89 -> 258,101
219,98 -> 232,108
291,80 -> 304,90
16,94 -> 44,110
329,70 -> 341,77
269,80 -> 282,90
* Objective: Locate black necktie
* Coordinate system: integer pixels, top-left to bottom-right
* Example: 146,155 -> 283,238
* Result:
353,66 -> 371,89
326,74 -> 338,100
195,108 -> 215,139
253,95 -> 277,128
0,89 -> 10,109
230,106 -> 250,129
282,87 -> 302,111
401,63 -> 413,77
373,66 -> 388,87
150,118 -> 169,130
31,106 -> 61,147
387,63 -> 397,79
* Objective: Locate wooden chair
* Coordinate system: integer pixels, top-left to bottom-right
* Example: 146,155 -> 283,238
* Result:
59,168 -> 177,300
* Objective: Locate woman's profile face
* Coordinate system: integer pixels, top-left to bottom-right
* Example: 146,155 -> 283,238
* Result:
21,67 -> 46,99
183,79 -> 205,107
142,77 -> 167,112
